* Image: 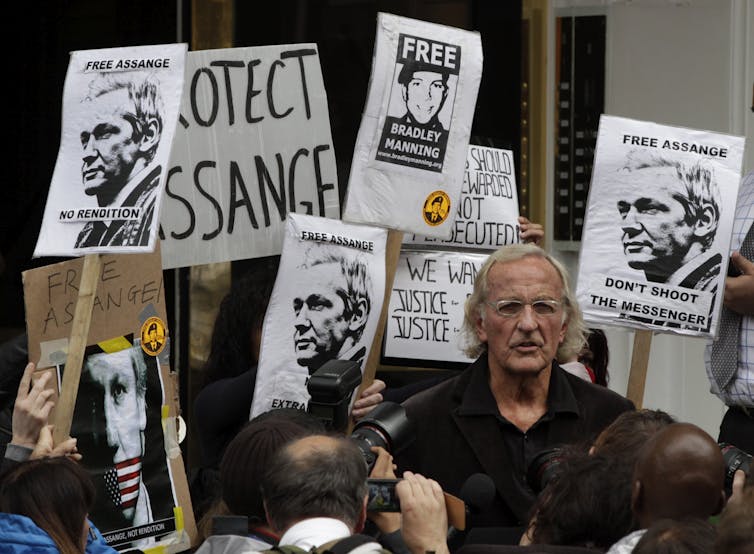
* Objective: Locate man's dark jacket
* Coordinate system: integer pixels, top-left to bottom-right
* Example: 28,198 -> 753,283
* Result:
396,354 -> 634,529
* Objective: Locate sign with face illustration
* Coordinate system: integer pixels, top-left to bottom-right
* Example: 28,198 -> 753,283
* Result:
343,13 -> 483,238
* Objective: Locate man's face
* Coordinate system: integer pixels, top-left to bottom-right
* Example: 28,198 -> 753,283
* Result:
80,87 -> 140,202
617,168 -> 695,275
402,71 -> 447,124
475,257 -> 567,377
87,349 -> 146,464
293,263 -> 350,371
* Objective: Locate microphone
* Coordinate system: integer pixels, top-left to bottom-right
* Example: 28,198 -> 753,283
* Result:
447,473 -> 496,548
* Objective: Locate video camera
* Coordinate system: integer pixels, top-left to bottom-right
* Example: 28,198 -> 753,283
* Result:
306,359 -> 414,472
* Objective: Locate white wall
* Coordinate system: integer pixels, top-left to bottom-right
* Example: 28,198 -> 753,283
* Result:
550,0 -> 754,438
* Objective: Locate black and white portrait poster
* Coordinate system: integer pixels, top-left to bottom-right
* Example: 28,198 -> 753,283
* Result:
343,13 -> 483,238
22,249 -> 196,550
160,45 -> 340,270
575,115 -> 745,338
403,145 -> 520,250
34,44 -> 187,257
250,213 -> 387,418
384,250 -> 487,364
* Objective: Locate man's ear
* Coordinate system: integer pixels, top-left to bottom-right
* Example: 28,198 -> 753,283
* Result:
347,298 -> 369,333
354,495 -> 368,533
631,479 -> 643,518
401,84 -> 408,104
138,117 -> 161,154
263,501 -> 279,533
693,203 -> 718,239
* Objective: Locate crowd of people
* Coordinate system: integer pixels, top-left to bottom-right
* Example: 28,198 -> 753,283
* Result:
0,210 -> 753,554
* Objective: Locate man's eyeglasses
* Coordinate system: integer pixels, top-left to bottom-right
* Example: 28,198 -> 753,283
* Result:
486,299 -> 562,318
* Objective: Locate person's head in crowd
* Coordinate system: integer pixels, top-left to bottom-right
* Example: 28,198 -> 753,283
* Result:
0,456 -> 96,554
583,328 -> 609,386
632,422 -> 726,529
397,61 -> 450,128
714,485 -> 754,554
203,256 -> 280,387
85,345 -> 149,522
615,152 -> 720,284
591,408 -> 676,457
79,73 -> 163,207
530,451 -> 637,549
220,415 -> 316,528
633,518 -> 716,554
261,434 -> 368,535
293,246 -> 372,374
462,243 -> 588,373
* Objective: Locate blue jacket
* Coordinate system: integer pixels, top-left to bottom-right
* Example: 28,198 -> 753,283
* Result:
0,512 -> 118,554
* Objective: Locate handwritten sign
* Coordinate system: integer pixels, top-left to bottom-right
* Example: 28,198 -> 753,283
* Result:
34,44 -> 186,257
23,250 -> 195,550
404,145 -> 520,250
384,250 -> 487,363
576,115 -> 745,338
160,45 -> 340,269
250,214 -> 387,417
343,13 -> 483,237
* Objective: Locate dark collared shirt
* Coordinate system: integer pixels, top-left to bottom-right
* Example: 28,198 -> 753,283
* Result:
459,361 -> 582,512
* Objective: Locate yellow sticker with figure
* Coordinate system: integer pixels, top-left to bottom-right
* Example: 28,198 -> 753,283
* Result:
422,190 -> 451,226
141,316 -> 167,356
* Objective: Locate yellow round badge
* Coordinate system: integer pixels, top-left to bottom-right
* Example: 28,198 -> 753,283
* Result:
141,316 -> 167,356
422,191 -> 451,226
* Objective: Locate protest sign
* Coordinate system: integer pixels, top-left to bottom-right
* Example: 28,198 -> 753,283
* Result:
160,45 -> 340,269
576,115 -> 745,338
34,44 -> 187,257
343,13 -> 483,238
250,213 -> 387,418
404,145 -> 520,250
384,250 -> 487,364
23,250 -> 195,550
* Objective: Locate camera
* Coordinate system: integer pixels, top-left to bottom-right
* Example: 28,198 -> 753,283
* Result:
306,359 -> 363,432
526,447 -> 567,494
351,401 -> 414,473
305,359 -> 414,472
719,442 -> 752,496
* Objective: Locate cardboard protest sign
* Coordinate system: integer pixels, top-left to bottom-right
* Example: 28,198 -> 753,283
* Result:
404,145 -> 520,250
576,115 -> 745,338
160,45 -> 340,269
34,44 -> 187,257
23,250 -> 195,550
384,250 -> 488,364
343,13 -> 483,238
250,213 -> 387,418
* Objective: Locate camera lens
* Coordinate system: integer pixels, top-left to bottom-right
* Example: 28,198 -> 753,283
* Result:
719,443 -> 752,496
350,402 -> 413,472
526,447 -> 566,493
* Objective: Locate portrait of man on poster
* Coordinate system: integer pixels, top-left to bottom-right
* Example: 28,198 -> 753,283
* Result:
615,153 -> 722,291
292,246 -> 373,375
397,60 -> 450,132
73,344 -> 174,540
75,73 -> 164,249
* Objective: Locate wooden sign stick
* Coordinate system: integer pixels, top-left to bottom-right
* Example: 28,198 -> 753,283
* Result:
354,230 -> 404,412
52,253 -> 102,444
626,329 -> 653,409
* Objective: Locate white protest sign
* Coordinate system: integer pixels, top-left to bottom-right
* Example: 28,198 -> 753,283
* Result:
384,250 -> 487,364
250,213 -> 387,418
404,145 -> 520,250
576,115 -> 745,338
343,13 -> 483,237
160,45 -> 340,269
34,44 -> 187,257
